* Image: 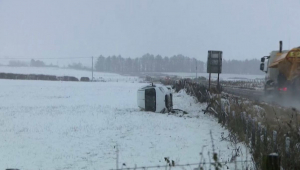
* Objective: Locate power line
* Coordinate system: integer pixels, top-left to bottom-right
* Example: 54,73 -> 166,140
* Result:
0,57 -> 92,60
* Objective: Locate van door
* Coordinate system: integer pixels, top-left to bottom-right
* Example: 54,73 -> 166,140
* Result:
145,88 -> 156,112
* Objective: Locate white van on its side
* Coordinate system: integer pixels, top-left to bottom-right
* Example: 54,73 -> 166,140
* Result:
137,84 -> 173,113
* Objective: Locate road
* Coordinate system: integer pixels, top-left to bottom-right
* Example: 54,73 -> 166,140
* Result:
222,86 -> 263,101
221,85 -> 300,109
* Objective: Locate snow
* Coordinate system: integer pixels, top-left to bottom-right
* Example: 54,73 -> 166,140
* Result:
0,75 -> 252,170
0,66 -> 264,82
0,66 -> 138,82
164,72 -> 264,80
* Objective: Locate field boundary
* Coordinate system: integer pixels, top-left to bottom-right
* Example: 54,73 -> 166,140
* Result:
167,79 -> 300,169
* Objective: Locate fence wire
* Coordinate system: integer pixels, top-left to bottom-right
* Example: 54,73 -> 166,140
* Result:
110,160 -> 253,170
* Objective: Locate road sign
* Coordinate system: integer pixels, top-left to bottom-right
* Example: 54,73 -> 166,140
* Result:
207,51 -> 222,73
207,51 -> 222,92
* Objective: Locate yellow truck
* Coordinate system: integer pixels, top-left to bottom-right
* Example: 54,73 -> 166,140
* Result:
260,41 -> 300,95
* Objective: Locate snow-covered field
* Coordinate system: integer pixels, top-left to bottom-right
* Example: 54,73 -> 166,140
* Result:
0,66 -> 264,82
0,66 -> 137,82
0,74 -> 251,169
164,72 -> 264,81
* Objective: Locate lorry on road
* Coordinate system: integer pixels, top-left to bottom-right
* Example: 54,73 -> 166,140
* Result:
260,41 -> 300,96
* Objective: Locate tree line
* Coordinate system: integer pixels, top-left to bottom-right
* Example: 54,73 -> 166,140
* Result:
95,54 -> 262,75
222,59 -> 262,75
6,55 -> 263,75
95,54 -> 204,73
8,59 -> 58,68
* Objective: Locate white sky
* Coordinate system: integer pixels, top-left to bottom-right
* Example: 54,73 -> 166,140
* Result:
0,0 -> 300,64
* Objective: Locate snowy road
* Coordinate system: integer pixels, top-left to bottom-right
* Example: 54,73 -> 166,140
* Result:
0,79 -> 251,170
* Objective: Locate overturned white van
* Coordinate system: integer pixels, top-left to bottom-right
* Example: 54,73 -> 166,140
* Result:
137,84 -> 173,113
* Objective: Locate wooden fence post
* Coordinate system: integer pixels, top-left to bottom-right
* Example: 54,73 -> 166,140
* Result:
273,131 -> 277,152
248,115 -> 252,143
257,122 -> 261,154
262,153 -> 280,170
232,111 -> 235,130
251,118 -> 257,148
285,136 -> 290,158
217,98 -> 221,123
242,112 -> 247,134
263,127 -> 268,154
220,98 -> 226,125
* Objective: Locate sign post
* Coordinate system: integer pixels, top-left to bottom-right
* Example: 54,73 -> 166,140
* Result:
209,72 -> 211,90
207,51 -> 223,92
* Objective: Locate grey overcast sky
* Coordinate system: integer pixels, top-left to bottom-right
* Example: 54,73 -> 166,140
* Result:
1,0 -> 300,62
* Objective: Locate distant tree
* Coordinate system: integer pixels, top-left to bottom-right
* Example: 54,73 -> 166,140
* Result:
111,55 -> 117,72
117,55 -> 124,72
30,59 -> 45,67
9,60 -> 28,67
47,63 -> 59,68
134,58 -> 140,72
106,56 -> 111,72
95,55 -> 105,71
155,55 -> 163,72
163,57 -> 169,72
68,62 -> 83,70
125,58 -> 133,72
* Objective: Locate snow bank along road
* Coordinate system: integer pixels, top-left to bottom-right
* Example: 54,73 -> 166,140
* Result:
0,79 -> 250,170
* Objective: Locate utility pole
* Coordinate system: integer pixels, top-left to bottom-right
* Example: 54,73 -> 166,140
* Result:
92,56 -> 93,81
116,144 -> 119,169
196,60 -> 198,80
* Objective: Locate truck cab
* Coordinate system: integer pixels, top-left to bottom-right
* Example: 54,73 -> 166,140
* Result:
260,51 -> 280,92
260,41 -> 289,95
260,41 -> 300,96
